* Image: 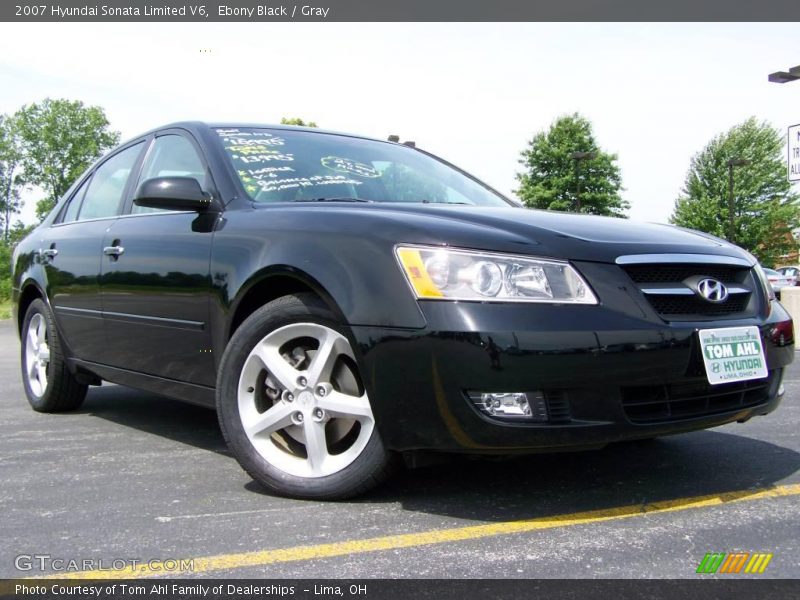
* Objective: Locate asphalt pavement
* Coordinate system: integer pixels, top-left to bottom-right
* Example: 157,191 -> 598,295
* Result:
0,319 -> 798,579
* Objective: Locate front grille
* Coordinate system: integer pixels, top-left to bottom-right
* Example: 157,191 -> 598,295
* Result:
624,265 -> 742,284
621,375 -> 772,424
621,262 -> 755,320
649,294 -> 750,317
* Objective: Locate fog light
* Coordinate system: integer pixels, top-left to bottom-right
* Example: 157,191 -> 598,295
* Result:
468,391 -> 549,422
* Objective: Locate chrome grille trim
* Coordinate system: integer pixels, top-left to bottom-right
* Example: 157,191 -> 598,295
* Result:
639,284 -> 750,296
615,254 -> 754,267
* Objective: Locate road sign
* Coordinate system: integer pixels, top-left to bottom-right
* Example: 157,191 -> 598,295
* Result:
790,124 -> 800,182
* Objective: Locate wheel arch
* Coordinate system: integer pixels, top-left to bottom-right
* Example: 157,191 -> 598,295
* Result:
225,266 -> 349,341
16,279 -> 47,338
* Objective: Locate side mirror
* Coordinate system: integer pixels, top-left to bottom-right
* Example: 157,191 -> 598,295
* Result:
133,177 -> 216,212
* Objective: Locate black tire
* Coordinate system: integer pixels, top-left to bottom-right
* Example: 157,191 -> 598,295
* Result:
216,293 -> 396,500
20,298 -> 88,412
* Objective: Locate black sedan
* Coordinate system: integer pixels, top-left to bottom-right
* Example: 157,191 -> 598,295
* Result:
11,122 -> 794,499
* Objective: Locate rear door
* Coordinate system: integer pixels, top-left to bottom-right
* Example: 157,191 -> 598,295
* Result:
100,131 -> 217,386
42,141 -> 145,363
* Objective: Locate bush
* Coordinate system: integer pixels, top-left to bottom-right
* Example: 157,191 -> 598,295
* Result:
0,240 -> 13,301
0,277 -> 10,302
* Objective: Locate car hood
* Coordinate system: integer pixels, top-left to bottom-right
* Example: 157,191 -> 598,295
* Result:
255,203 -> 754,265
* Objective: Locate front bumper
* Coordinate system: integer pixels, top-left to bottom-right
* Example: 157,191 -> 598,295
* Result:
351,299 -> 794,453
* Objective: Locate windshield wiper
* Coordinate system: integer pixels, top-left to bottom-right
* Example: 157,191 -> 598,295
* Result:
293,197 -> 373,203
421,199 -> 471,205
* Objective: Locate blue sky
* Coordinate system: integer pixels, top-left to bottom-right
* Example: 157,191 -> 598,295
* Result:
1,22 -> 798,225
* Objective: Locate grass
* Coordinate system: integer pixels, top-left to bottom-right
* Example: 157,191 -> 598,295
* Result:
0,299 -> 12,320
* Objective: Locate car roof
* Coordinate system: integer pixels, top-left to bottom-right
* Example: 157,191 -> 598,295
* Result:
130,121 -> 393,146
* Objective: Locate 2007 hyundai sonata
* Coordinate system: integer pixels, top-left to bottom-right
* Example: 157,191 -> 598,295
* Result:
12,122 -> 794,498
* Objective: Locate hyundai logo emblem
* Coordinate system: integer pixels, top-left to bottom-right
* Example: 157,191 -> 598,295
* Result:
696,278 -> 729,303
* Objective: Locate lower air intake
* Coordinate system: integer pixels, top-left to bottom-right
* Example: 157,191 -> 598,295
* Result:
621,374 -> 773,424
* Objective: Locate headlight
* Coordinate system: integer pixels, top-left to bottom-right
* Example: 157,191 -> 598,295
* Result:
395,245 -> 598,304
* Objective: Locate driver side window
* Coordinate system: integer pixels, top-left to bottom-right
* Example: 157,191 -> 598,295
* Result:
133,134 -> 207,214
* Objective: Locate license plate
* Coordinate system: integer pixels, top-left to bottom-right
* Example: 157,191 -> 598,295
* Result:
698,326 -> 768,385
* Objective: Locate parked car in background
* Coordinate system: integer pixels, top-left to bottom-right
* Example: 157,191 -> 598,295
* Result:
776,266 -> 800,286
763,268 -> 795,300
10,122 -> 796,499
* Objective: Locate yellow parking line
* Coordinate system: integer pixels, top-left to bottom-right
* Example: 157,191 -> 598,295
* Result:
37,482 -> 800,579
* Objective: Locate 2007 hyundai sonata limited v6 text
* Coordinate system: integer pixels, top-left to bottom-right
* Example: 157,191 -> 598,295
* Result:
11,122 -> 794,499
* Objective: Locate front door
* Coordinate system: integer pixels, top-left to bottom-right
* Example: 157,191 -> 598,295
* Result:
100,132 -> 217,386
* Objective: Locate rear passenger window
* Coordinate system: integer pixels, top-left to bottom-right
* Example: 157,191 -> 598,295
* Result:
133,135 -> 207,214
61,178 -> 90,223
78,143 -> 143,221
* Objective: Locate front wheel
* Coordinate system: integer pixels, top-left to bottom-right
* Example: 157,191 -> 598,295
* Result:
216,293 -> 395,499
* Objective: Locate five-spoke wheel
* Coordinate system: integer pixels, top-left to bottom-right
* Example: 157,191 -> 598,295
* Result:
217,293 -> 394,499
237,322 -> 375,478
24,312 -> 50,398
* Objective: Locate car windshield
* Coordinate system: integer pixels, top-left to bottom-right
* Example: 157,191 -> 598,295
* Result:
216,127 -> 511,206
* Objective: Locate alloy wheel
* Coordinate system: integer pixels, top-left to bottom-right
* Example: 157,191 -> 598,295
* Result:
237,322 -> 375,478
25,313 -> 50,398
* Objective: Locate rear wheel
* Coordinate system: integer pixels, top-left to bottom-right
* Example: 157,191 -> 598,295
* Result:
21,298 -> 87,412
217,293 -> 395,499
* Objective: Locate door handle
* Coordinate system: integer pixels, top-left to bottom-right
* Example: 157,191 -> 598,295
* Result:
39,244 -> 58,261
103,245 -> 125,257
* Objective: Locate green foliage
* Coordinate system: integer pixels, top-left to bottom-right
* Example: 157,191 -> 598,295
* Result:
0,114 -> 25,240
0,222 -> 33,302
516,113 -> 628,217
0,240 -> 13,302
280,117 -> 318,128
7,221 -> 34,245
378,163 -> 447,203
14,98 -> 120,220
670,117 -> 800,266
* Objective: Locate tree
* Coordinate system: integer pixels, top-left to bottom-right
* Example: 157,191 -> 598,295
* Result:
380,163 -> 447,202
516,113 -> 628,217
670,117 -> 799,266
280,117 -> 318,128
14,98 -> 120,220
0,114 -> 24,240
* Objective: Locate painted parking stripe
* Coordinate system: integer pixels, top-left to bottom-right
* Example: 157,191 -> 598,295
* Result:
35,482 -> 800,579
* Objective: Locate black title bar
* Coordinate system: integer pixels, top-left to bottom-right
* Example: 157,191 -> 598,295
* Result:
3,0 -> 800,22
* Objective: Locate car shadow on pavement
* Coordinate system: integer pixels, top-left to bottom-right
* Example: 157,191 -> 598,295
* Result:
363,433 -> 800,522
78,383 -> 230,456
82,384 -> 799,522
